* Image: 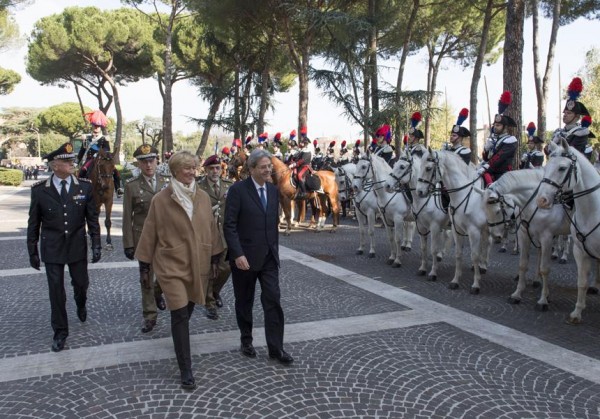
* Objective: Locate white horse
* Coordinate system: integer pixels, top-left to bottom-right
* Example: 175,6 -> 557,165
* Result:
352,154 -> 413,267
416,148 -> 491,293
334,163 -> 380,257
484,169 -> 571,310
384,151 -> 451,280
537,139 -> 600,323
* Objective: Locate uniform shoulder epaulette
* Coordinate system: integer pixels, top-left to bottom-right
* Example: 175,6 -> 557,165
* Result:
31,179 -> 45,188
126,176 -> 140,184
223,178 -> 234,185
78,177 -> 92,183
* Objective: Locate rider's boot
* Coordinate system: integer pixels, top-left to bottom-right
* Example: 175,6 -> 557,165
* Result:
114,170 -> 124,198
295,179 -> 307,200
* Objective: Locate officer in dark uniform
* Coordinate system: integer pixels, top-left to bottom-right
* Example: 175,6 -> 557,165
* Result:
479,91 -> 518,186
197,155 -> 233,320
122,144 -> 170,333
446,108 -> 472,165
352,140 -> 361,164
551,77 -> 591,155
272,133 -> 284,160
291,136 -> 314,199
339,141 -> 350,165
27,143 -> 101,352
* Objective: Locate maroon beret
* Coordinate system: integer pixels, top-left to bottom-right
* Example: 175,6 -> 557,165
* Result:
203,154 -> 221,167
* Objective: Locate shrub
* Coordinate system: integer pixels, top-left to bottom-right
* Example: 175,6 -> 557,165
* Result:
0,168 -> 24,186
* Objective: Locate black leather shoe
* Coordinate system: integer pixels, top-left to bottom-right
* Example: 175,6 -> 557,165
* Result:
155,296 -> 166,311
269,350 -> 294,364
51,337 -> 66,352
180,369 -> 196,391
240,343 -> 256,358
77,306 -> 87,322
141,319 -> 156,333
206,308 -> 218,320
214,293 -> 223,308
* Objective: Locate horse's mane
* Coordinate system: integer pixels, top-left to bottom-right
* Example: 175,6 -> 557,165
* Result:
438,150 -> 473,179
489,169 -> 543,195
370,152 -> 391,175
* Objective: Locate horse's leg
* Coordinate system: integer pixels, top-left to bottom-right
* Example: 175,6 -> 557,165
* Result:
392,217 -> 403,268
479,227 -> 491,274
366,209 -> 376,257
417,230 -> 428,276
587,261 -> 600,294
535,235 -> 553,311
449,231 -> 463,290
281,197 -> 292,236
329,195 -> 340,232
355,207 -> 367,255
567,244 -> 592,324
498,224 -> 508,253
510,229 -> 530,304
104,200 -> 113,250
382,216 -> 395,265
551,236 -> 559,260
428,226 -> 442,281
559,235 -> 571,264
467,228 -> 483,294
402,221 -> 415,251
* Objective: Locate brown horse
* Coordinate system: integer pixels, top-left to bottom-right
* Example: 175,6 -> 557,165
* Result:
227,152 -> 248,181
270,157 -> 340,235
89,148 -> 115,249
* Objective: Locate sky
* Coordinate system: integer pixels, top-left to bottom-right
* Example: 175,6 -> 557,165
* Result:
0,0 -> 598,141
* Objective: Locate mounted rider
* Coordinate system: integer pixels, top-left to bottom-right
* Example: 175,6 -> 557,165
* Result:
372,124 -> 395,166
478,91 -> 518,187
407,112 -> 424,158
520,122 -> 545,169
284,130 -> 298,163
352,140 -> 361,164
257,132 -> 269,150
551,77 -> 591,155
290,127 -> 313,199
230,138 -> 242,156
272,133 -> 284,160
339,140 -> 350,165
445,108 -> 472,165
324,141 -> 337,168
77,110 -> 123,197
312,140 -> 325,170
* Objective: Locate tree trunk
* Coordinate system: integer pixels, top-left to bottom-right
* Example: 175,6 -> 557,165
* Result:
162,28 -> 174,152
195,95 -> 225,157
533,0 -> 561,139
298,48 -> 310,134
257,34 -> 274,134
234,64 -> 241,138
503,0 -> 525,161
363,66 -> 371,143
469,0 -> 496,163
368,0 -> 379,113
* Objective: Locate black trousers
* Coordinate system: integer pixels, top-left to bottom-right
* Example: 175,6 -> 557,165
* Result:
44,260 -> 89,340
231,253 -> 284,354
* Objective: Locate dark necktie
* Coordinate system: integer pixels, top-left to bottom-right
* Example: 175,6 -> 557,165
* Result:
259,187 -> 267,210
213,182 -> 220,196
60,179 -> 68,203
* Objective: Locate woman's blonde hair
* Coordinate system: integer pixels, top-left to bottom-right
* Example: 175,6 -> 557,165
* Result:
169,151 -> 199,176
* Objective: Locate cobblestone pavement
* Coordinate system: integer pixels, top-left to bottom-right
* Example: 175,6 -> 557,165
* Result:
1,185 -> 600,418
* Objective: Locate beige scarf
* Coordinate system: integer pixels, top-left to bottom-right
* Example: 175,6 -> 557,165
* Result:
170,178 -> 196,221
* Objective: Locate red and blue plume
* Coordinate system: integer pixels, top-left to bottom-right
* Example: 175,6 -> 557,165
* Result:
258,132 -> 268,143
375,124 -> 392,140
456,108 -> 469,126
313,139 -> 318,147
354,140 -> 361,148
403,134 -> 409,145
329,141 -> 336,148
498,91 -> 511,114
410,112 -> 422,129
526,122 -> 536,137
274,132 -> 281,140
567,77 -> 583,101
581,115 -> 592,128
341,140 -> 347,148
245,135 -> 252,145
289,129 -> 296,139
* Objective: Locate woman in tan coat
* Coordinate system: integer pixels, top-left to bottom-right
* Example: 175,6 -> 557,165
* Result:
136,151 -> 224,390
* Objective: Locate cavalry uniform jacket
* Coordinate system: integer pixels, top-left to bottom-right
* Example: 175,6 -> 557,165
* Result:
77,134 -> 110,164
197,177 -> 233,250
135,186 -> 224,309
483,133 -> 517,179
122,173 -> 171,249
552,123 -> 589,155
407,144 -> 423,159
520,151 -> 544,169
374,144 -> 395,166
27,175 -> 100,264
339,149 -> 350,165
449,145 -> 472,165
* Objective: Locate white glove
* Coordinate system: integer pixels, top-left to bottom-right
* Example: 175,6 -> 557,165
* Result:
521,152 -> 528,162
476,163 -> 489,176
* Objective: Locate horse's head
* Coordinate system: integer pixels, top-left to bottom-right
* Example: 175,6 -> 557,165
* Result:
352,157 -> 371,193
537,138 -> 576,209
94,149 -> 115,191
416,147 -> 438,198
227,153 -> 248,180
385,155 -> 413,193
484,187 -> 516,241
334,166 -> 353,201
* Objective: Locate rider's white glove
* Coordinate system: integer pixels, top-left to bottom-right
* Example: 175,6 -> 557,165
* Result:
521,152 -> 528,162
484,138 -> 494,152
476,163 -> 489,176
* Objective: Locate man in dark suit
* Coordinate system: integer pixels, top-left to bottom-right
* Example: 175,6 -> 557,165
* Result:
224,148 -> 293,364
27,143 -> 102,352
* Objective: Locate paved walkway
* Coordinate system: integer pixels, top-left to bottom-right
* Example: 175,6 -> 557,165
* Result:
1,185 -> 599,418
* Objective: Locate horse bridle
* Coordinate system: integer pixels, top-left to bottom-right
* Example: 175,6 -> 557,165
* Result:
336,167 -> 355,201
540,151 -> 578,203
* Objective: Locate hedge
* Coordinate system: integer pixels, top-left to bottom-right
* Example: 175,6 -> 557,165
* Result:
0,168 -> 24,186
